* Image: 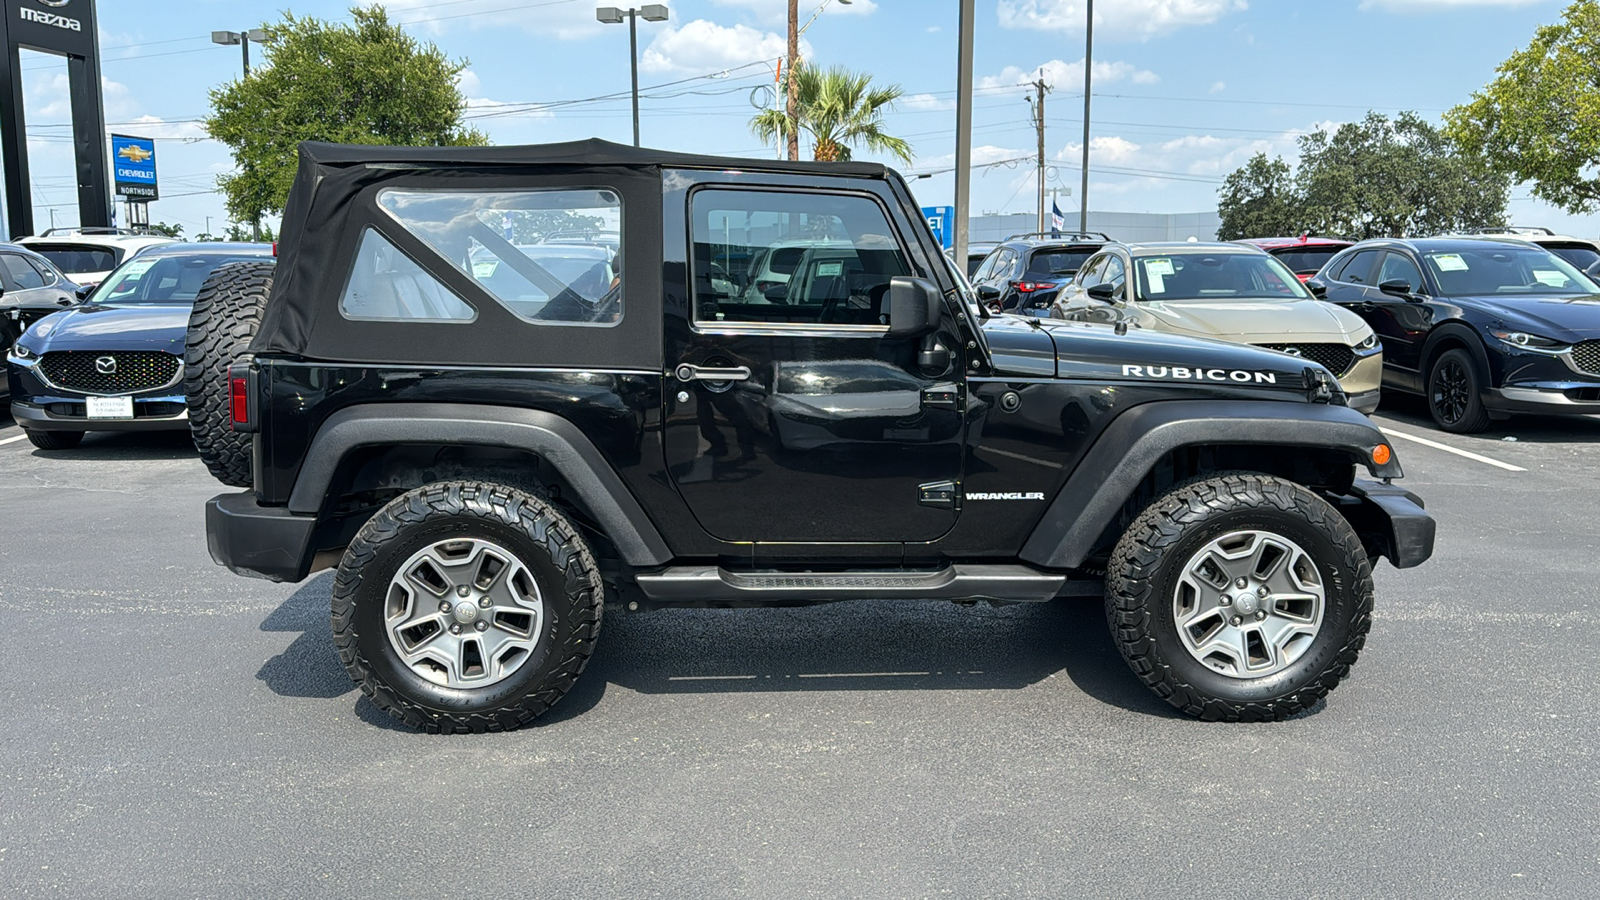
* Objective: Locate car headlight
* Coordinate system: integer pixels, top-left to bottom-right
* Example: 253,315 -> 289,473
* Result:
1489,329 -> 1568,352
1354,332 -> 1379,351
9,342 -> 36,360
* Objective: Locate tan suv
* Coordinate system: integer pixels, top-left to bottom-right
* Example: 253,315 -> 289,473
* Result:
1051,241 -> 1383,413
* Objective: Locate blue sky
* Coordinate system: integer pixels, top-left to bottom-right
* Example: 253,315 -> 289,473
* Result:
12,0 -> 1596,237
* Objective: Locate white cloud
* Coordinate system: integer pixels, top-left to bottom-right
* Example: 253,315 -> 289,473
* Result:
902,93 -> 956,112
640,19 -> 802,74
1048,122 -> 1331,196
978,58 -> 1158,92
1359,0 -> 1543,9
382,0 -> 619,39
997,0 -> 1248,40
709,0 -> 877,26
1208,80 -> 1226,93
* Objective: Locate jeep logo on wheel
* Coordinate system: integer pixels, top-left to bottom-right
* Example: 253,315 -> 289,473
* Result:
95,356 -> 117,375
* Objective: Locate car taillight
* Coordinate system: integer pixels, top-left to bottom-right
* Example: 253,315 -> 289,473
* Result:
1013,281 -> 1043,293
230,376 -> 249,427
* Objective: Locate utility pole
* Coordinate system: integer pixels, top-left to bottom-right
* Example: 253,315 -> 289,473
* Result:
1080,0 -> 1094,233
786,0 -> 800,161
1030,77 -> 1049,235
953,0 -> 976,268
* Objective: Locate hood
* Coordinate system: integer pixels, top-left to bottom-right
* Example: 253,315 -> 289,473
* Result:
1029,317 -> 1333,393
20,303 -> 190,354
1457,294 -> 1600,342
1137,297 -> 1365,343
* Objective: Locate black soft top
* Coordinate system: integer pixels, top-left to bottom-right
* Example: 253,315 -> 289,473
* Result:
294,138 -> 891,178
253,140 -> 896,368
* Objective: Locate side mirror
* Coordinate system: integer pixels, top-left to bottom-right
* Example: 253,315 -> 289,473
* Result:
1378,279 -> 1421,301
1085,282 -> 1119,303
1305,279 -> 1328,299
885,275 -> 942,339
761,283 -> 788,302
1586,260 -> 1600,279
75,284 -> 94,301
974,283 -> 1000,302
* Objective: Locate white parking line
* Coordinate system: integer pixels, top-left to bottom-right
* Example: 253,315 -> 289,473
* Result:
0,433 -> 29,446
1380,427 -> 1527,473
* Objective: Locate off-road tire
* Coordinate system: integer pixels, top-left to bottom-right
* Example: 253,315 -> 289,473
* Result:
1427,347 -> 1491,434
1105,473 -> 1374,722
183,260 -> 275,487
25,429 -> 83,450
331,481 -> 605,734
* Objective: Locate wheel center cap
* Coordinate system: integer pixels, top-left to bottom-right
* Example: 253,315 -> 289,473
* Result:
452,602 -> 479,624
1233,594 -> 1261,615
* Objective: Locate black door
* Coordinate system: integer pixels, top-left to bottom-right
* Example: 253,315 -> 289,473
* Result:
664,185 -> 964,544
1366,250 -> 1436,372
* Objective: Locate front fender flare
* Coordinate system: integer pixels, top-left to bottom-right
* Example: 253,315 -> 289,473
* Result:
1019,399 -> 1399,570
287,402 -> 673,566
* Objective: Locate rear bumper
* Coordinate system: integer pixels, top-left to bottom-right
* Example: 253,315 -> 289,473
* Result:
1331,480 -> 1436,569
206,491 -> 318,583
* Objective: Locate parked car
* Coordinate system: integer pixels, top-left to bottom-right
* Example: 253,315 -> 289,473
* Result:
1051,242 -> 1382,413
6,242 -> 275,449
1234,236 -> 1354,282
189,139 -> 1430,732
1308,236 -> 1600,432
1457,228 -> 1600,275
0,243 -> 83,401
16,228 -> 177,289
970,232 -> 1109,315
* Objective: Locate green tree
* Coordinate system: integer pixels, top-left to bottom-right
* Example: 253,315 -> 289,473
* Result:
205,5 -> 486,226
1215,153 -> 1301,240
147,222 -> 185,239
752,64 -> 913,164
1446,0 -> 1600,213
1297,112 -> 1506,238
225,222 -> 277,242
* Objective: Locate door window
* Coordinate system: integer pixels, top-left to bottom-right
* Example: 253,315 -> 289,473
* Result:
25,257 -> 59,286
690,189 -> 910,327
1377,252 -> 1425,292
1334,249 -> 1381,285
0,253 -> 46,290
1102,255 -> 1127,298
1076,254 -> 1108,288
971,250 -> 1001,283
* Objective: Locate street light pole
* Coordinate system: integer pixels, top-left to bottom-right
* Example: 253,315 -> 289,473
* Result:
213,27 -> 271,240
598,6 -> 670,148
1080,0 -> 1093,233
953,0 -> 975,269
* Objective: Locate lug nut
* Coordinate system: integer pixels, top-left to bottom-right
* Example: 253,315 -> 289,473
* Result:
456,585 -> 470,597
475,621 -> 488,632
439,601 -> 452,613
1255,611 -> 1267,621
1230,616 -> 1242,626
450,624 -> 462,635
1220,595 -> 1233,606
1234,578 -> 1248,589
1257,586 -> 1269,598
479,596 -> 492,609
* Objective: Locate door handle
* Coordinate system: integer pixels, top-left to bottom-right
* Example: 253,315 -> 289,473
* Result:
675,363 -> 752,382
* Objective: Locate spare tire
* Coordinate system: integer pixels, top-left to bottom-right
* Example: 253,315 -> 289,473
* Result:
184,260 -> 275,487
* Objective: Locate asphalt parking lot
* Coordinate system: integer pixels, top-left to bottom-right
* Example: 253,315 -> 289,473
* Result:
1,402 -> 1596,899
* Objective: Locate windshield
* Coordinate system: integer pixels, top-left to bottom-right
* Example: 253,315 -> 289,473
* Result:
27,243 -> 120,275
1545,245 -> 1600,273
1270,247 -> 1344,275
1422,247 -> 1600,296
1026,248 -> 1095,277
90,254 -> 265,305
1134,253 -> 1311,302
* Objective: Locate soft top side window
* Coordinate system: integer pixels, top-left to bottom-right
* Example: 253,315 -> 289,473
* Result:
339,228 -> 477,323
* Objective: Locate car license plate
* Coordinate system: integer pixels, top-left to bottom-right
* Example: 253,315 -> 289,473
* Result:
86,396 -> 135,419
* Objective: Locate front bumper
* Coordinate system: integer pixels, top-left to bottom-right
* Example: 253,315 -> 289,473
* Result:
1345,388 -> 1381,415
11,399 -> 188,432
206,492 -> 319,583
1330,479 -> 1435,569
1485,384 -> 1600,415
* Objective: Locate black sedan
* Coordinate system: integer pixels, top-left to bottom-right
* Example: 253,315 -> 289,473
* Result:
1308,237 -> 1600,432
1,243 -> 83,399
6,243 -> 274,449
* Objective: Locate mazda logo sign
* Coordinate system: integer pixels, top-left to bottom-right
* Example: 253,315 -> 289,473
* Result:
36,1 -> 72,7
95,356 -> 117,375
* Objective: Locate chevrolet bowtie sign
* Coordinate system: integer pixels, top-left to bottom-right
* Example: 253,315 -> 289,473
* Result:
111,134 -> 158,200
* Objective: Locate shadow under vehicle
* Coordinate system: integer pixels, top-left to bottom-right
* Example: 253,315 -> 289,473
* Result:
188,139 -> 1434,733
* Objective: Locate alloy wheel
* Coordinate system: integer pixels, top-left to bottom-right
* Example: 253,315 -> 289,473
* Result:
1172,529 -> 1327,679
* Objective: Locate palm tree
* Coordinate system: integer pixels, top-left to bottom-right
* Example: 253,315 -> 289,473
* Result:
752,64 -> 913,165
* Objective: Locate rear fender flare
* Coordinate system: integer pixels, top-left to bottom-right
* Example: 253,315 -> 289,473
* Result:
287,402 -> 672,566
1019,399 -> 1400,570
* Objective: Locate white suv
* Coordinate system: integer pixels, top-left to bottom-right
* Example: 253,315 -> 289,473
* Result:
16,228 -> 178,288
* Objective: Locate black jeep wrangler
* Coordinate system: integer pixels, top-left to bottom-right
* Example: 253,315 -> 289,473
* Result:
188,140 -> 1434,733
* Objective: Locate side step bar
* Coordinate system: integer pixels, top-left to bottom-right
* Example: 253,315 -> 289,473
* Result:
634,564 -> 1080,605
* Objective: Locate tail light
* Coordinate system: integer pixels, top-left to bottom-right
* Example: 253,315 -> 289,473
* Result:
1012,281 -> 1046,293
228,361 -> 258,432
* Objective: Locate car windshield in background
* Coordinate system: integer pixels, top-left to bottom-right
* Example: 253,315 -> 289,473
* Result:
1026,249 -> 1094,277
1545,245 -> 1600,272
1134,253 -> 1310,302
91,254 -> 264,305
1422,247 -> 1600,296
25,243 -> 120,275
1271,247 -> 1343,275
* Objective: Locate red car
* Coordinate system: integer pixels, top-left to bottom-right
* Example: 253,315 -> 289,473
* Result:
1234,236 -> 1353,282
